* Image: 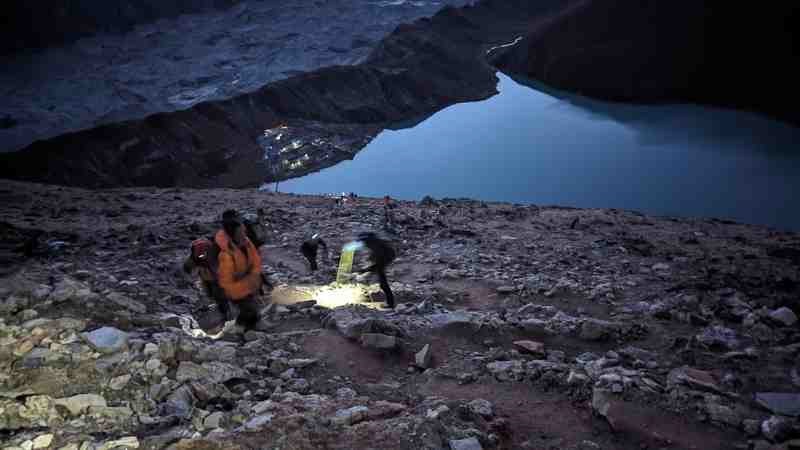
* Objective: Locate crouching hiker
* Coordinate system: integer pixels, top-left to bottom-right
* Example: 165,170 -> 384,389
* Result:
300,234 -> 328,272
357,232 -> 397,309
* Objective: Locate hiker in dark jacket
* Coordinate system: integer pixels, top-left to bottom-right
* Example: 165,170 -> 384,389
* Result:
300,234 -> 327,272
357,232 -> 396,308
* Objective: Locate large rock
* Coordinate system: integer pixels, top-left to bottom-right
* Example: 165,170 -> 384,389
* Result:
322,306 -> 401,339
756,393 -> 800,417
667,367 -> 722,393
332,406 -> 369,426
513,340 -> 546,358
49,278 -> 93,304
360,333 -> 398,350
176,362 -> 209,382
54,394 -> 107,416
81,327 -> 128,354
202,362 -> 248,384
106,292 -> 147,314
769,307 -> 799,327
243,414 -> 273,431
696,326 -> 740,351
705,399 -> 743,427
579,319 -> 618,341
164,385 -> 197,419
591,389 -> 617,428
99,436 -> 139,450
0,395 -> 61,430
415,344 -> 432,369
762,415 -> 799,442
449,437 -> 483,450
486,360 -> 524,381
466,399 -> 494,419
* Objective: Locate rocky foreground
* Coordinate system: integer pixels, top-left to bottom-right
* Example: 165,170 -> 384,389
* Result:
1,179 -> 800,450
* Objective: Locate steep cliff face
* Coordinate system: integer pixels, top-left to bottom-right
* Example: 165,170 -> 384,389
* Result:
1,0 -> 241,54
0,0 -> 566,188
491,0 -> 800,125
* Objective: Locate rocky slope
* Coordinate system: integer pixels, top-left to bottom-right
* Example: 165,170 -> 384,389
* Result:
1,0 -> 242,54
0,0 -> 568,188
1,179 -> 799,449
0,0 -> 471,153
490,0 -> 800,125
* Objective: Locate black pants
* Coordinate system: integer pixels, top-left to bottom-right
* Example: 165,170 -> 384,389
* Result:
235,296 -> 261,330
203,281 -> 231,320
376,266 -> 395,308
301,245 -> 318,271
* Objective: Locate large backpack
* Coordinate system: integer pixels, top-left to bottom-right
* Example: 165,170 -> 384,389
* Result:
242,213 -> 268,248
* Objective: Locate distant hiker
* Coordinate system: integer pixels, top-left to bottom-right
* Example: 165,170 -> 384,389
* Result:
300,234 -> 328,272
183,237 -> 230,320
383,195 -> 396,231
215,209 -> 264,331
357,232 -> 397,309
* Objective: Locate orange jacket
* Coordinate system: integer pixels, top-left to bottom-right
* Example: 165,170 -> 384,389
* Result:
214,230 -> 262,301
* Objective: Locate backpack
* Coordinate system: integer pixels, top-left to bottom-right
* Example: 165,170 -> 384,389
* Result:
242,213 -> 268,248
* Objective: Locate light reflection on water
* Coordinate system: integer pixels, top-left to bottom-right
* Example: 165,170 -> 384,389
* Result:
281,73 -> 800,231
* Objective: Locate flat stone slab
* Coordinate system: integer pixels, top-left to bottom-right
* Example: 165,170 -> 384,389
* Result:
755,392 -> 800,417
81,327 -> 128,354
449,437 -> 483,450
513,340 -> 546,357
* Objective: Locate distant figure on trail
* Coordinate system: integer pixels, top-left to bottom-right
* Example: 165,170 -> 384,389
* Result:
357,232 -> 397,309
300,234 -> 328,272
383,195 -> 396,231
214,209 -> 264,332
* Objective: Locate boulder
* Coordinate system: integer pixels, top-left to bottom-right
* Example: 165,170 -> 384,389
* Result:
176,362 -> 209,382
204,411 -> 225,429
415,344 -> 432,369
32,434 -> 53,449
667,367 -> 722,393
164,385 -> 197,419
322,306 -> 400,339
360,333 -> 398,350
513,340 -> 546,358
762,415 -> 798,442
466,399 -> 493,419
99,437 -> 139,450
106,292 -> 147,314
704,400 -> 743,427
591,388 -> 619,429
696,326 -> 740,351
449,437 -> 483,450
332,406 -> 369,426
49,278 -> 92,304
243,414 -> 273,431
54,394 -> 107,416
756,393 -> 800,417
579,319 -> 618,341
202,362 -> 248,384
81,327 -> 128,354
769,307 -> 798,327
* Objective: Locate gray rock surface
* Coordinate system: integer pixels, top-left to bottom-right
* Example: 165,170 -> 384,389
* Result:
81,327 -> 128,354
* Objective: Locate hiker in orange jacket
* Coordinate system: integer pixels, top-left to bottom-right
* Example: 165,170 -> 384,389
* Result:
215,209 -> 263,331
183,237 -> 231,321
